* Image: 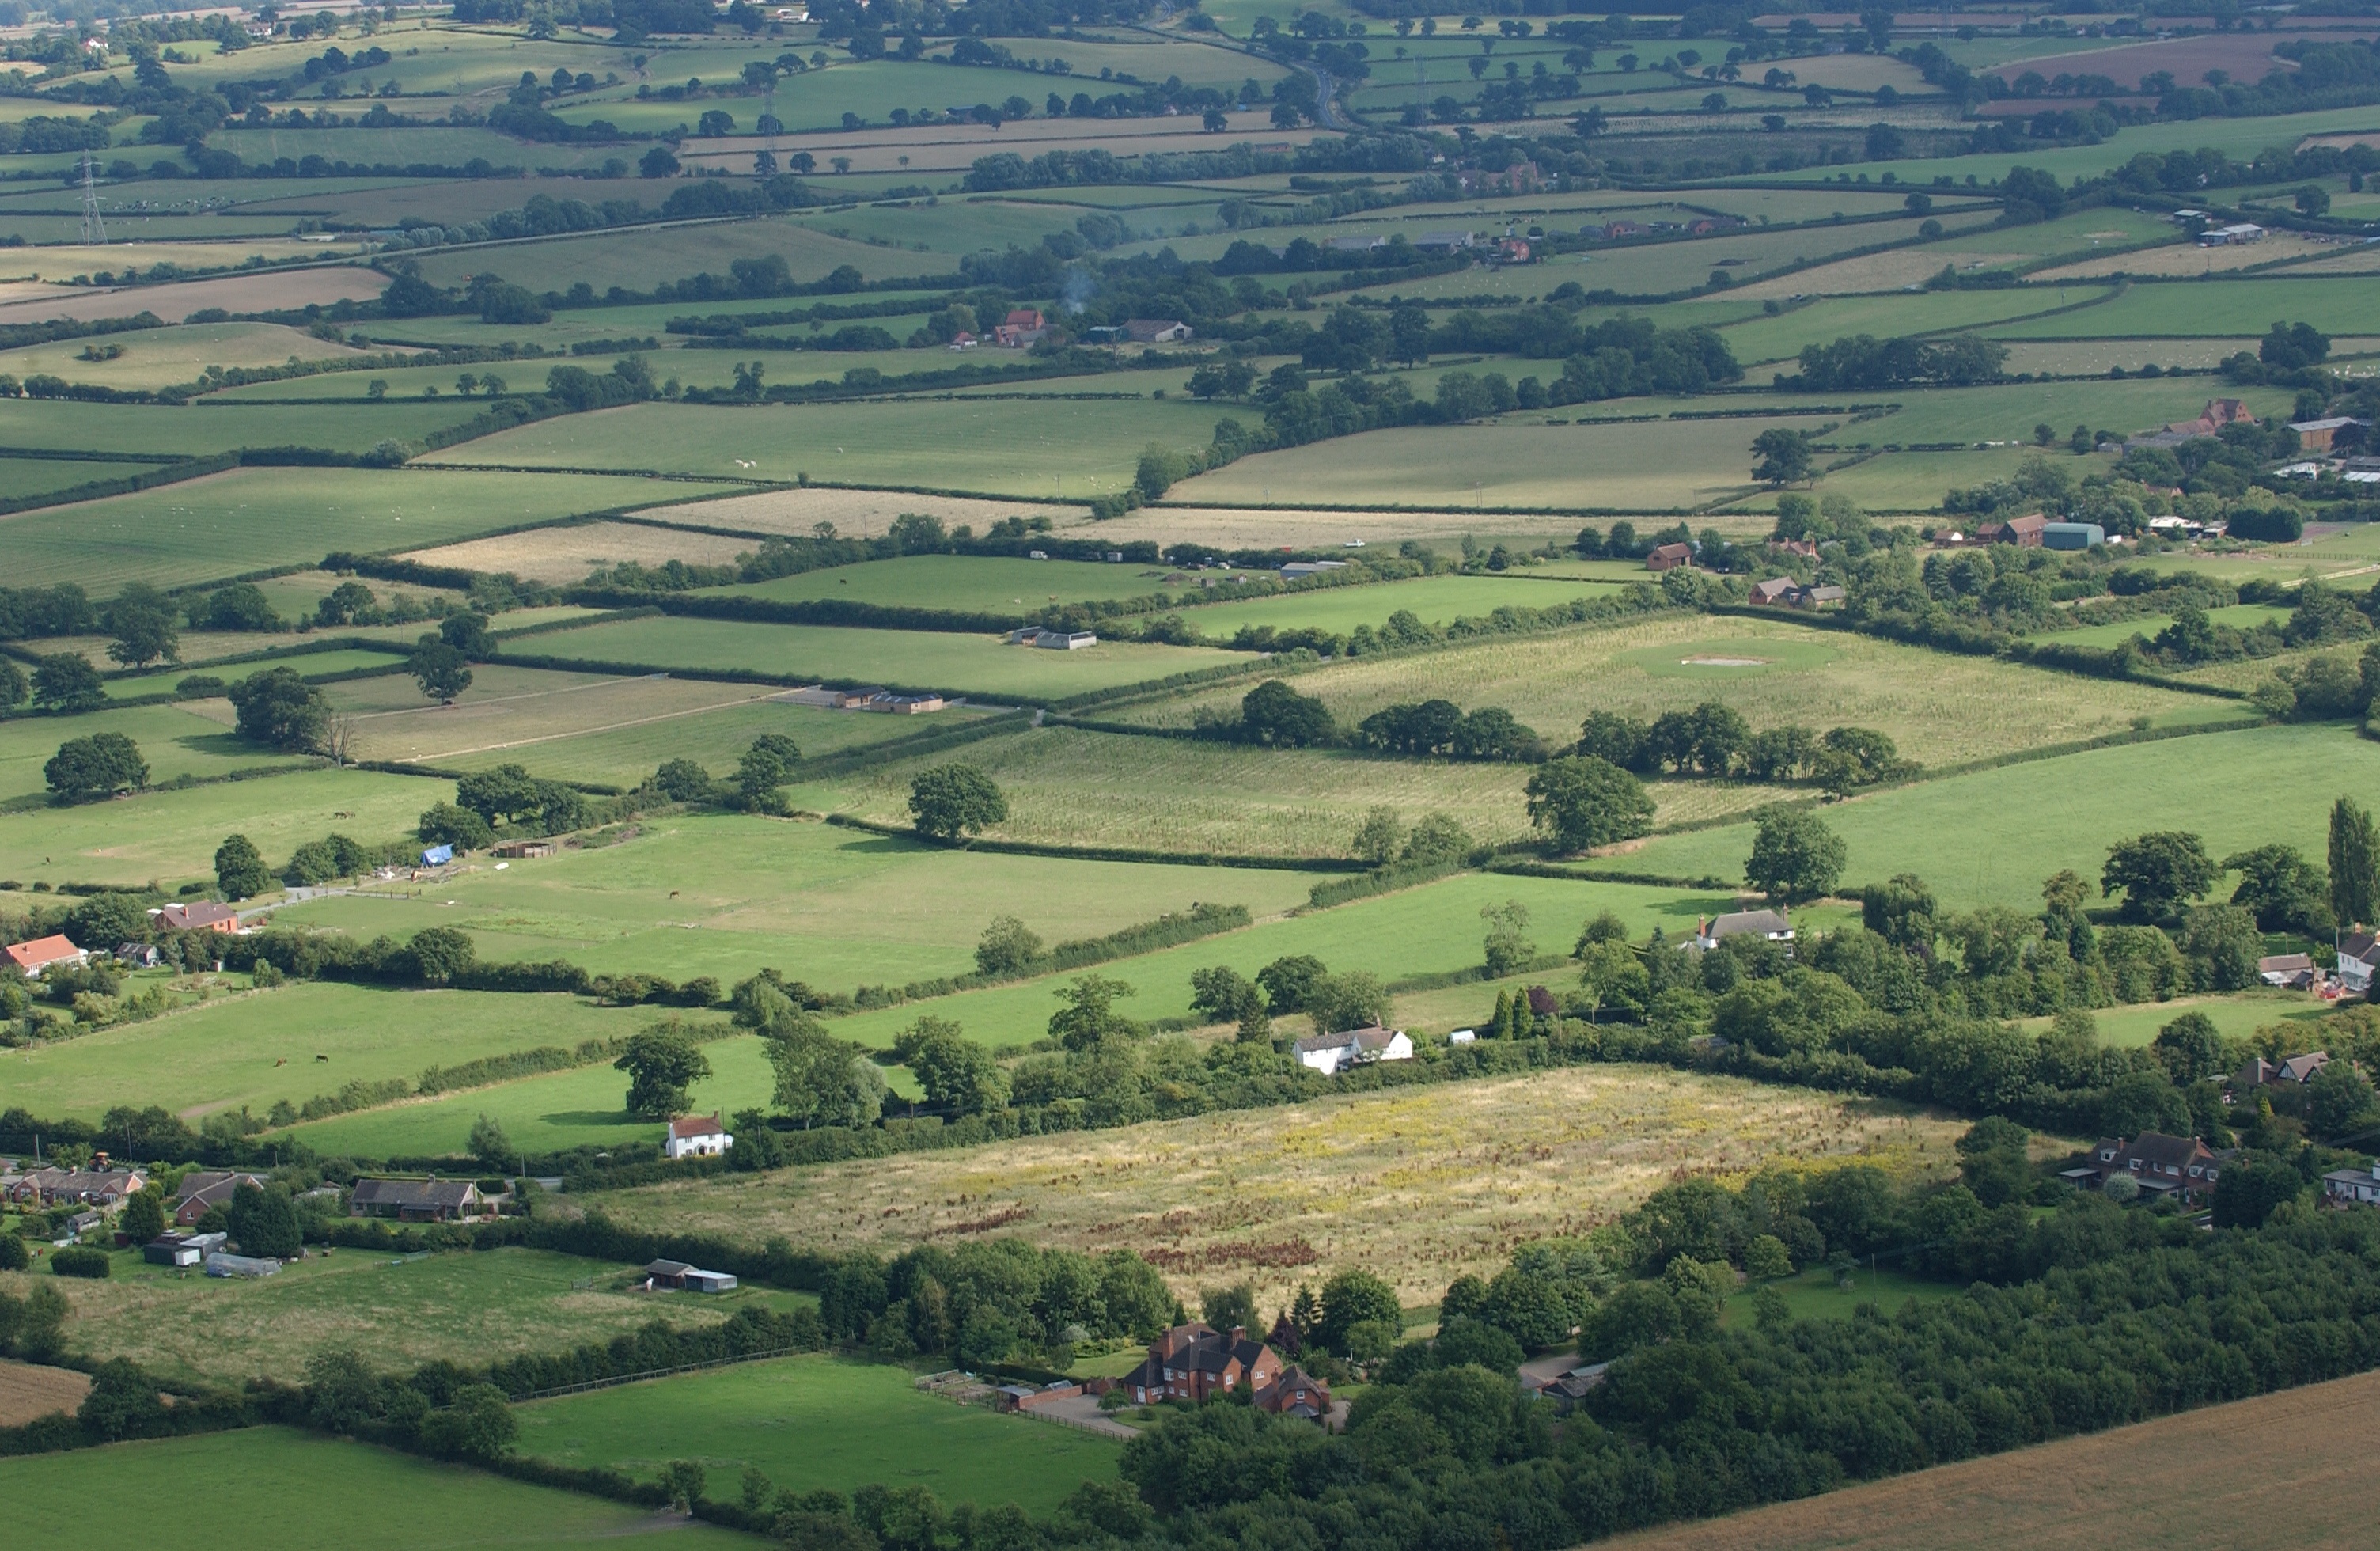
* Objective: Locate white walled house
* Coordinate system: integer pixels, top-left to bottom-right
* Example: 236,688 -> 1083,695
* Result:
1291,1026 -> 1413,1075
665,1113 -> 733,1160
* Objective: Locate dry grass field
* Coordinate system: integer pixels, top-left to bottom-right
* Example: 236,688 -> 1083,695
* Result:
631,487 -> 1078,538
1111,614 -> 2202,769
399,521 -> 761,582
0,1359 -> 91,1426
2028,229 -> 2332,280
1612,1367 -> 2380,1551
588,1064 -> 1965,1310
0,266 -> 385,324
332,668 -> 790,768
1103,504 -> 1596,548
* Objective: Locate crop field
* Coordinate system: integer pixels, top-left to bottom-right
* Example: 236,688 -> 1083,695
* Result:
0,1358 -> 91,1426
2030,228 -> 2345,281
509,612 -> 1234,697
1115,613 -> 2205,769
589,1062 -> 1964,1310
0,1428 -> 752,1550
1610,1367 -> 2380,1551
0,765 -> 442,888
1546,214 -> 1996,300
1172,414 -> 1840,511
516,1355 -> 1119,1514
396,521 -> 756,582
2,982 -> 659,1124
271,811 -> 1319,995
328,665 -> 809,767
0,465 -> 746,592
1625,722 -> 2374,912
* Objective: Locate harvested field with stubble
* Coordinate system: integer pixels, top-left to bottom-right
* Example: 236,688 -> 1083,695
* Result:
0,1359 -> 91,1426
332,667 -> 790,768
1110,614 -> 2203,769
587,1065 -> 1965,1310
1610,1366 -> 2380,1551
399,520 -> 762,582
631,487 -> 1084,537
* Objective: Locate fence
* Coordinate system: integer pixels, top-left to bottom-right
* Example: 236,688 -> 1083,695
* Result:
512,1344 -> 805,1402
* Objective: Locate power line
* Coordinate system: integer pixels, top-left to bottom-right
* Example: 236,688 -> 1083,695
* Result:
78,151 -> 105,247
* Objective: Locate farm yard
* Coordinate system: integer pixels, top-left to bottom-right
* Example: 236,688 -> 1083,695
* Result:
3,4 -> 2380,1546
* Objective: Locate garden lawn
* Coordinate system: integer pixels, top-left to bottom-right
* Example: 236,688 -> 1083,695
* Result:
514,1354 -> 1118,1515
1620,722 -> 2380,912
13,1244 -> 808,1388
425,396 -> 1227,497
504,613 -> 1236,699
0,1428 -> 752,1550
0,465 -> 745,593
0,983 -> 658,1124
1112,613 -> 2207,770
0,764 -> 443,888
267,813 -> 1320,996
585,1061 -> 1965,1312
1719,1266 -> 1961,1329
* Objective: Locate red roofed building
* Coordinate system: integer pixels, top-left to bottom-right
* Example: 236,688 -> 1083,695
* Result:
664,1113 -> 732,1160
1121,1322 -> 1283,1405
5,934 -> 87,976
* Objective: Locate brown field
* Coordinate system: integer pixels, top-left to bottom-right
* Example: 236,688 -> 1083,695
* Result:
1984,32 -> 2315,92
0,1359 -> 90,1427
631,487 -> 1078,537
1612,1366 -> 2380,1551
2027,229 -> 2333,280
585,1063 -> 1964,1311
1098,503 -> 1591,548
0,266 -> 385,324
400,520 -> 763,582
2274,244 -> 2380,276
320,667 -> 788,766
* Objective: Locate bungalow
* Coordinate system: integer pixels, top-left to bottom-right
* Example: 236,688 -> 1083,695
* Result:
947,331 -> 980,350
9,1164 -> 148,1209
1644,542 -> 1694,573
348,1177 -> 488,1223
153,901 -> 239,934
1120,1322 -> 1283,1405
1748,578 -> 1804,607
1696,909 -> 1791,950
2324,1160 -> 2380,1207
642,1258 -> 738,1293
171,1170 -> 267,1227
4,934 -> 87,977
2338,932 -> 2379,995
2060,1132 -> 2226,1202
1253,1364 -> 1332,1420
664,1113 -> 733,1160
1123,318 -> 1193,344
1291,1025 -> 1412,1075
1601,220 -> 1652,240
2258,953 -> 2317,990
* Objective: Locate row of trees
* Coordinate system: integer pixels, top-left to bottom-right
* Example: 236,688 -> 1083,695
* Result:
1577,705 -> 1916,790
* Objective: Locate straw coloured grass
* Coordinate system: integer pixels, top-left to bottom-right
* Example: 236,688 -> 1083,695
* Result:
0,1359 -> 90,1426
586,1064 -> 1965,1311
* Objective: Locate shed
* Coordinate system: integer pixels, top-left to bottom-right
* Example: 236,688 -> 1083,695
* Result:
1644,543 -> 1693,573
492,841 -> 555,859
2041,521 -> 2104,550
204,1251 -> 280,1279
144,1233 -> 203,1267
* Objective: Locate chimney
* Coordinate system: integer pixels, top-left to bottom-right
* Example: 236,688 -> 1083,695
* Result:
1230,1325 -> 1247,1345
92,1151 -> 108,1171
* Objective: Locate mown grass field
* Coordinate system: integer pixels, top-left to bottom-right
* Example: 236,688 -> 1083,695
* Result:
716,554 -> 1187,612
1624,723 -> 2378,912
516,1355 -> 1118,1515
105,650 -> 408,702
1159,573 -> 1628,639
2014,991 -> 2326,1051
508,613 -> 1236,698
269,813 -> 1321,995
2047,602 -> 2287,650
0,700 -> 280,802
1719,1265 -> 1960,1329
1990,276 -> 2380,339
0,1428 -> 753,1550
0,400 -> 481,459
0,765 -> 442,888
587,1063 -> 1964,1311
2,982 -> 658,1124
1113,613 -> 2208,770
13,1244 -> 809,1387
1608,1367 -> 2380,1551
0,321 -> 381,391
0,466 -> 746,592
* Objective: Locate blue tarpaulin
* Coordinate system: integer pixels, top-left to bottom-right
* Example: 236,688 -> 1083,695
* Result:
420,844 -> 453,867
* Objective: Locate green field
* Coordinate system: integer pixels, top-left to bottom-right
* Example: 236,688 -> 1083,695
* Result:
1155,572 -> 1627,639
1990,277 -> 2380,340
1715,288 -> 2103,365
2014,991 -> 2328,1050
509,612 -> 1236,698
716,553 -> 1187,612
2,982 -> 660,1124
407,218 -> 943,295
1624,722 -> 2379,912
0,765 -> 442,887
103,650 -> 408,701
516,1354 -> 1119,1514
0,700 -> 283,802
0,1428 -> 750,1549
0,400 -> 483,459
2048,603 -> 2289,650
1719,1265 -> 1961,1329
0,466 -> 748,593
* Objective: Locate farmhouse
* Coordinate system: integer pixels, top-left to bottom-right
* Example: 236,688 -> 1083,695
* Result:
2165,399 -> 2258,440
349,1178 -> 489,1223
1292,1025 -> 1413,1075
2060,1132 -> 2226,1202
663,1113 -> 732,1160
2337,933 -> 2378,995
153,901 -> 238,933
172,1170 -> 267,1227
1120,1322 -> 1283,1405
641,1258 -> 738,1292
1123,318 -> 1192,343
1644,542 -> 1694,572
2324,1160 -> 2380,1207
1749,578 -> 1804,607
1696,909 -> 1792,950
4,934 -> 87,976
995,309 -> 1047,347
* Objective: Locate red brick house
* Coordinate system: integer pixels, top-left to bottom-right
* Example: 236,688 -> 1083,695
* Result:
1253,1364 -> 1331,1420
1645,542 -> 1693,573
2060,1132 -> 2227,1203
1120,1322 -> 1282,1405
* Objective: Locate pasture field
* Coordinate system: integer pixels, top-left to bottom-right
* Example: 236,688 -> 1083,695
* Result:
1711,288 -> 2103,365
1154,572 -> 1628,639
2014,992 -> 2327,1051
0,699 -> 278,802
0,400 -> 477,460
396,520 -> 761,582
586,1061 -> 1964,1310
0,982 -> 658,1124
404,219 -> 938,295
506,612 -> 1235,698
1538,214 -> 1998,301
0,321 -> 386,392
0,1428 -> 752,1550
0,765 -> 442,888
38,620 -> 423,669
624,486 -> 1077,539
715,553 -> 1191,612
10,1244 -> 813,1386
2047,602 -> 2289,650
0,466 -> 748,593
515,1355 -> 1119,1514
1623,723 -> 2378,912
423,396 -> 1227,495
1609,1367 -> 2380,1551
1170,414 -> 1840,511
1990,277 -> 2380,339
325,665 -> 821,768
1112,613 -> 2208,769
1851,378 -> 2299,446
0,457 -> 169,502
103,650 -> 409,701
269,812 -> 1320,995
